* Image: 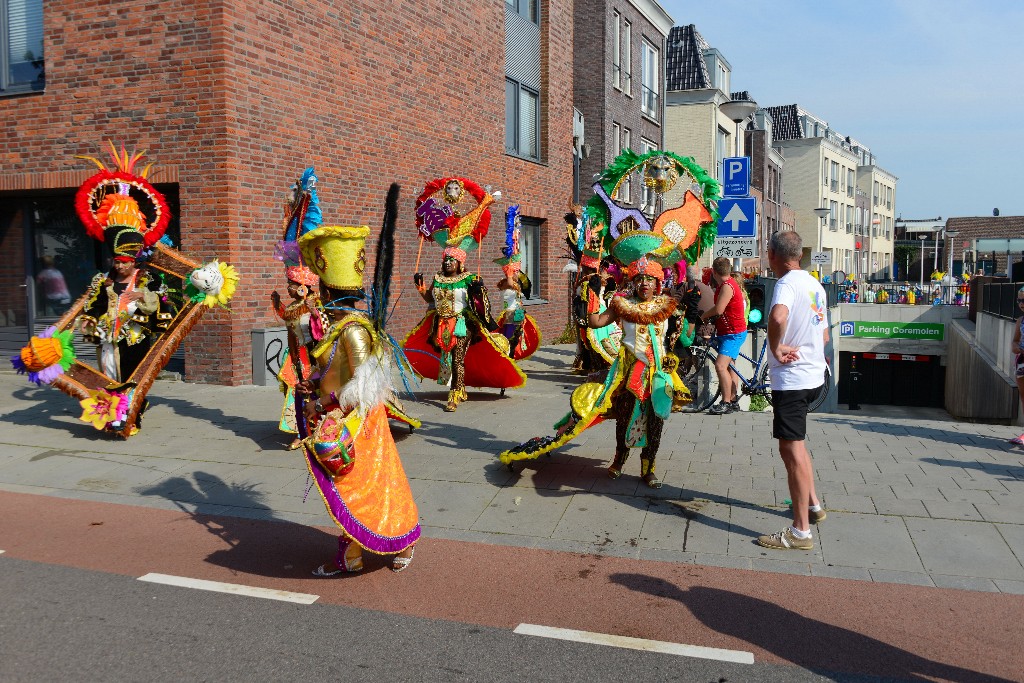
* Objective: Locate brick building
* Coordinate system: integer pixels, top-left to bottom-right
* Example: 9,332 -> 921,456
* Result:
0,0 -> 575,385
573,0 -> 673,210
945,215 -> 1024,276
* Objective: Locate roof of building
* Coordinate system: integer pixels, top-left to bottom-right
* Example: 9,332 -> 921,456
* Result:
763,105 -> 802,141
666,25 -> 711,91
946,215 -> 1024,234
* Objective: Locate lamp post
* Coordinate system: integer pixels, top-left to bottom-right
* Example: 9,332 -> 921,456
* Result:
813,206 -> 831,274
946,229 -> 960,279
919,234 -> 928,292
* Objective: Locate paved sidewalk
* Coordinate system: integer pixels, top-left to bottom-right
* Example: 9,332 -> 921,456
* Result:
1,345 -> 1023,593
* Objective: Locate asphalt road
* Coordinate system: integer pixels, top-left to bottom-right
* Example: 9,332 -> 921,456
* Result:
1,557 -> 840,683
2,491 -> 1020,683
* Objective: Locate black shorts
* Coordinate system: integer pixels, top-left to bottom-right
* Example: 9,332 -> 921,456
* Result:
772,385 -> 823,441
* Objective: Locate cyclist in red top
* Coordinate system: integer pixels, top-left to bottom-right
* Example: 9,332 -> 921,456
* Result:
698,257 -> 749,414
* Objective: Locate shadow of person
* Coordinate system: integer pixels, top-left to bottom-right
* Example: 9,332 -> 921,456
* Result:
608,573 -> 1014,683
0,385 -> 121,441
135,472 -> 352,579
146,394 -> 280,446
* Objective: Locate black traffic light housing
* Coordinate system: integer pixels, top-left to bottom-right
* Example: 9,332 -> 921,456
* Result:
745,277 -> 776,329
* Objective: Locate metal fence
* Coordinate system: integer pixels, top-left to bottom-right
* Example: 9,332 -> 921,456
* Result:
827,283 -> 969,306
980,282 -> 1023,320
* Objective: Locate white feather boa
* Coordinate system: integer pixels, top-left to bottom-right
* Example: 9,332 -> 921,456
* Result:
337,350 -> 396,416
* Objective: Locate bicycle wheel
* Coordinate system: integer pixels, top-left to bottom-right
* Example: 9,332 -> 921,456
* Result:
684,344 -> 721,412
808,367 -> 831,413
756,363 -> 773,406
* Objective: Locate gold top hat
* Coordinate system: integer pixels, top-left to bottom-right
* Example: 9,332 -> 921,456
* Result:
298,225 -> 370,291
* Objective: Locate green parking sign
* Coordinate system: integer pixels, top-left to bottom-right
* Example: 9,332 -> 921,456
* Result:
838,321 -> 944,340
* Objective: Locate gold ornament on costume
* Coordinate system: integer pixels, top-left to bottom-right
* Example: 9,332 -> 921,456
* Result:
643,155 -> 681,194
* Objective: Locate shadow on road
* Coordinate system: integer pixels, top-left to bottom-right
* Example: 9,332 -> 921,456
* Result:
609,572 -> 1015,683
135,472 -> 384,578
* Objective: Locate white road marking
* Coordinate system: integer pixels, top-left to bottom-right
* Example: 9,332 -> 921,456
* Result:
0,550 -> 5,554
137,573 -> 318,604
513,623 -> 754,664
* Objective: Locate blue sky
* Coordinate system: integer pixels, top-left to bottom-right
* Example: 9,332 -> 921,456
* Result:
658,0 -> 1024,219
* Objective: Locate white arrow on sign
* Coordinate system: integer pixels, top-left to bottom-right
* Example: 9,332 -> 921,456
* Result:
722,203 -> 748,232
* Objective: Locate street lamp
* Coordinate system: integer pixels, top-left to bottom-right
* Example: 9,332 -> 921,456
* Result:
813,206 -> 831,273
918,234 -> 928,292
946,229 -> 960,279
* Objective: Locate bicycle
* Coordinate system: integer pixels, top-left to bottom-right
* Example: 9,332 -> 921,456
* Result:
680,332 -> 831,413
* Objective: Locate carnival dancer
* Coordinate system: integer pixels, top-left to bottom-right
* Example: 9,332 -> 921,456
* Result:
271,168 -> 330,449
494,205 -> 541,360
500,149 -> 721,482
298,184 -> 420,575
567,210 -> 621,373
403,177 -> 526,412
11,143 -> 238,438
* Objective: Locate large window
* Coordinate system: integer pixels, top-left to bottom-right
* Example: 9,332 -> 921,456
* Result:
622,21 -> 632,94
519,216 -> 542,299
505,0 -> 538,23
829,200 -> 838,231
611,11 -> 620,90
619,127 -> 632,202
1,0 -> 44,93
640,137 -> 656,214
640,39 -> 658,119
505,79 -> 539,159
715,126 -> 730,181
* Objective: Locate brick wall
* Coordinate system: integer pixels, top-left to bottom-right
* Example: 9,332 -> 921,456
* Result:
573,0 -> 663,208
0,0 -> 574,384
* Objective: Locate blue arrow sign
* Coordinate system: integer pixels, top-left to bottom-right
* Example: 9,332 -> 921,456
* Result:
716,197 -> 757,238
722,156 -> 750,197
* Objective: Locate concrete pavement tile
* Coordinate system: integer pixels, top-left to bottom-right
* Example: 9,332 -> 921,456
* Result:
636,500 -> 689,552
876,462 -> 927,475
929,575 -> 999,592
817,494 -> 876,514
709,451 -> 752,465
551,493 -> 649,545
995,523 -> 1024,567
922,501 -> 983,521
817,513 -> 924,572
588,473 -> 641,496
750,557 -> 814,575
904,474 -> 964,489
993,579 -> 1024,595
975,504 -> 1024,524
905,518 -> 1024,581
868,569 -> 935,587
412,480 -> 496,530
890,485 -> 945,501
73,461 -> 192,496
637,548 -> 697,564
834,460 -> 883,474
708,475 -> 753,489
938,487 -> 998,505
692,553 -> 753,571
810,565 -> 872,581
872,498 -> 929,517
843,483 -> 895,498
470,487 -> 573,537
954,476 -> 1012,491
686,462 -> 731,475
727,488 -> 775,507
729,465 -> 775,478
667,500 -> 729,555
0,482 -> 58,495
816,469 -> 865,484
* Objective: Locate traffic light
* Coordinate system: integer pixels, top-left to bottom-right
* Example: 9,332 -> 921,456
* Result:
745,277 -> 775,329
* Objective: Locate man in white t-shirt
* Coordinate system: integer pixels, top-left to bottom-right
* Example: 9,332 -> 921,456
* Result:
758,230 -> 830,551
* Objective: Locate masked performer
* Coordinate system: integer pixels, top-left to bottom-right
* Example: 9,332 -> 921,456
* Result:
494,205 -> 541,360
403,177 -> 526,412
567,210 -> 621,374
500,150 -> 721,485
271,168 -> 330,449
299,184 -> 420,575
12,144 -> 237,437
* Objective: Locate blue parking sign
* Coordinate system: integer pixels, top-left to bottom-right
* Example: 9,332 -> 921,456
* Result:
722,157 -> 750,197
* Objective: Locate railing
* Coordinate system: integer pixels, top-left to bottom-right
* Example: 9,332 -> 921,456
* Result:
980,282 -> 1021,319
845,284 -> 969,306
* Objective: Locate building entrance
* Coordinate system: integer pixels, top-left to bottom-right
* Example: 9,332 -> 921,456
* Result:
837,351 -> 945,408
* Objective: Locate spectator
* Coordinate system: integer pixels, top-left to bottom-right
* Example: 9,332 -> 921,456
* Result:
757,231 -> 829,551
36,256 -> 71,315
698,257 -> 748,414
1010,285 -> 1024,446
